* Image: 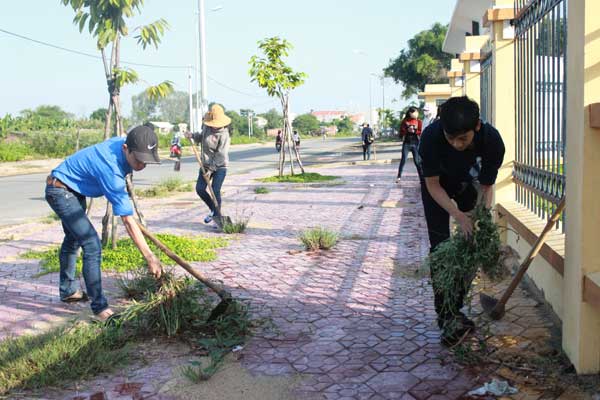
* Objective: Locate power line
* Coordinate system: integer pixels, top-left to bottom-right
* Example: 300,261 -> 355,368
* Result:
0,27 -> 268,98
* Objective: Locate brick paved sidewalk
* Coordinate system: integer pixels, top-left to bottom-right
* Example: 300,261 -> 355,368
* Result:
0,163 -> 566,399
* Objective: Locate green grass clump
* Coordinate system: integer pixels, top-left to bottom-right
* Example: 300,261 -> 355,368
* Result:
253,186 -> 269,194
221,218 -> 249,234
425,205 -> 503,319
22,234 -> 228,276
135,177 -> 192,198
299,227 -> 339,251
258,172 -> 339,184
0,322 -> 131,394
0,271 -> 254,394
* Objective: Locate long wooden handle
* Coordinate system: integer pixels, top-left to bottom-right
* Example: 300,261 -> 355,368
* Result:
188,135 -> 223,216
497,197 -> 566,307
136,221 -> 228,299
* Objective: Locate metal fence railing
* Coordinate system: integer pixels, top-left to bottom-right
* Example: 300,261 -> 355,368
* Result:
480,50 -> 493,124
513,0 -> 567,229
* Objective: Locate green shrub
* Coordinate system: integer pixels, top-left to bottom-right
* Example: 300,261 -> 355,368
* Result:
299,227 -> 339,251
258,172 -> 339,183
22,234 -> 228,275
230,136 -> 265,145
0,142 -> 32,161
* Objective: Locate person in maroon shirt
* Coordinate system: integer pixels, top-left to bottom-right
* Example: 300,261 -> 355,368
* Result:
396,107 -> 423,182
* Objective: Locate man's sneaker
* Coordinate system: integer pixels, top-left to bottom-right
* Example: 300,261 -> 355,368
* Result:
440,317 -> 472,347
203,211 -> 214,224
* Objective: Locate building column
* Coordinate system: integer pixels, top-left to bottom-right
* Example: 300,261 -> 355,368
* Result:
447,58 -> 464,97
460,35 -> 489,105
486,3 -> 516,206
563,0 -> 600,374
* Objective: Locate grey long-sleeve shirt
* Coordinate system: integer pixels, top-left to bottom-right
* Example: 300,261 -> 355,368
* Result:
192,126 -> 230,171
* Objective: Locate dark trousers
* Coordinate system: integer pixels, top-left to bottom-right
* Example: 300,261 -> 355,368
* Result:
45,185 -> 108,314
196,167 -> 227,216
362,144 -> 371,160
420,177 -> 478,326
397,141 -> 421,178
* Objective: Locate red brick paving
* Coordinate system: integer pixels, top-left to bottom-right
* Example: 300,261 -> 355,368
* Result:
0,163 -> 564,399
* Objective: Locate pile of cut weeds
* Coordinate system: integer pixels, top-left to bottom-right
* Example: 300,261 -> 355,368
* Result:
451,328 -> 600,398
0,270 -> 259,395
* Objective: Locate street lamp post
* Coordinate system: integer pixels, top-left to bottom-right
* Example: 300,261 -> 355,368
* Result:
197,0 -> 209,125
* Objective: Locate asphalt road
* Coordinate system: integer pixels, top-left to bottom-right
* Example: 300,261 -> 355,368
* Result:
0,137 -> 362,227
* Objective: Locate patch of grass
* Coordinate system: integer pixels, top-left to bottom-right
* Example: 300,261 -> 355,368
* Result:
182,301 -> 255,381
22,234 -> 228,276
299,227 -> 339,251
0,270 -> 256,394
253,186 -> 270,194
135,177 -> 192,198
40,212 -> 60,224
0,321 -> 131,394
221,217 -> 249,234
257,172 -> 340,184
229,136 -> 265,145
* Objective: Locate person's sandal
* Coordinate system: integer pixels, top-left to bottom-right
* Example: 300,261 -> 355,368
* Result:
60,290 -> 89,303
95,308 -> 115,322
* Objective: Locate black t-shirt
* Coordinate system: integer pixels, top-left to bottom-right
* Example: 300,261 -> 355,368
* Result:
418,119 -> 505,186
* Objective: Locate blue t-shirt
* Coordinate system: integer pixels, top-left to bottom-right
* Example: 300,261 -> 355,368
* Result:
51,137 -> 134,216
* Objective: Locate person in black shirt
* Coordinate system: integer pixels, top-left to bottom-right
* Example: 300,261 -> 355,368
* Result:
418,96 -> 505,345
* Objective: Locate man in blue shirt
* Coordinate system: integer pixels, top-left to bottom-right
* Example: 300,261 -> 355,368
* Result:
45,125 -> 163,321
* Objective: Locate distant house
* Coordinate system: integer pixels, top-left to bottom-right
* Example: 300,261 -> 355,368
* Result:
311,110 -> 347,123
148,121 -> 174,134
254,116 -> 268,129
348,113 -> 366,126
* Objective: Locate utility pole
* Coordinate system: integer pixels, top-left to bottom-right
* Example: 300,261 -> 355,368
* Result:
369,77 -> 372,125
381,76 -> 385,133
187,66 -> 194,133
193,13 -> 200,131
197,0 -> 208,119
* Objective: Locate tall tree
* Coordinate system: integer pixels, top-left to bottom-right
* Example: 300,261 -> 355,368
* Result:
62,0 -> 174,248
292,113 -> 319,135
259,108 -> 283,130
384,23 -> 452,98
249,37 -> 307,176
90,108 -> 108,121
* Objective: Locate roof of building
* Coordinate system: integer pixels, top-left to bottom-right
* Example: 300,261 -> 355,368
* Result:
442,0 -> 492,55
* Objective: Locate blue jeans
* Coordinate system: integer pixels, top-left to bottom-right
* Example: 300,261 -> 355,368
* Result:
45,185 -> 108,314
397,141 -> 422,179
196,168 -> 227,216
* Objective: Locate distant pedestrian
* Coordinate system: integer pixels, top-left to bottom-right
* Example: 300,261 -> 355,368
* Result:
396,107 -> 423,182
361,123 -> 374,161
293,130 -> 301,148
186,104 -> 231,225
275,130 -> 282,152
422,104 -> 434,130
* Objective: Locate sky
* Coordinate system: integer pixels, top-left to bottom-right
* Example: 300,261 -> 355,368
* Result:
0,1 -> 453,119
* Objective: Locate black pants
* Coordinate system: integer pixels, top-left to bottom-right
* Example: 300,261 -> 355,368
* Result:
420,177 -> 478,326
362,143 -> 371,160
397,141 -> 421,178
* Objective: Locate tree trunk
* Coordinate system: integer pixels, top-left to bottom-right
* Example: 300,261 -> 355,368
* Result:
75,128 -> 81,152
86,198 -> 94,216
101,202 -> 113,248
111,214 -> 118,250
125,174 -> 146,227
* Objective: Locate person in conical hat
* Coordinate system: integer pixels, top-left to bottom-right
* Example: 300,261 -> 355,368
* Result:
186,104 -> 231,225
